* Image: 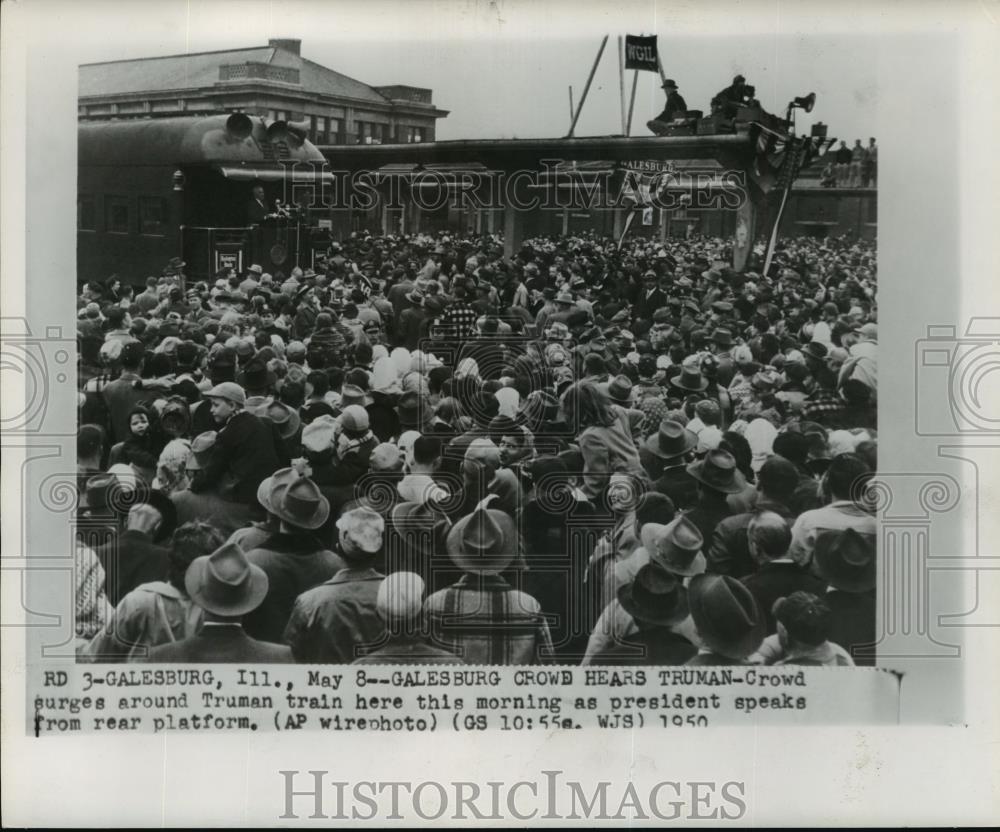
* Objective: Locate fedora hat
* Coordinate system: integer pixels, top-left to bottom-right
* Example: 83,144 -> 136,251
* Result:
669,362 -> 708,392
247,264 -> 263,276
340,383 -> 374,408
606,374 -> 634,404
237,360 -> 277,392
644,419 -> 698,460
686,449 -> 746,494
270,477 -> 330,530
405,287 -> 425,305
445,506 -> 517,575
256,466 -> 301,514
711,327 -> 734,347
265,400 -> 301,439
661,78 -> 678,90
813,528 -> 876,592
617,563 -> 689,627
184,542 -> 269,617
642,516 -> 706,577
687,573 -> 764,660
186,430 -> 218,472
555,291 -> 575,305
83,472 -> 135,513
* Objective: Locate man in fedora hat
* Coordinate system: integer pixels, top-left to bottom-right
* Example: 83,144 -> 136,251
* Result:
633,270 -> 668,325
685,573 -> 764,665
82,521 -> 225,662
810,527 -> 876,665
171,430 -> 255,537
639,515 -> 707,584
609,492 -> 678,593
669,355 -> 709,395
588,564 -> 697,665
145,542 -> 293,663
787,452 -> 875,568
353,572 -> 464,665
647,78 -> 688,134
283,507 -> 386,663
424,505 -> 553,665
707,455 -> 800,578
643,419 -> 700,510
190,380 -> 282,504
396,288 -> 431,351
92,486 -> 178,607
684,448 -> 745,545
243,474 -> 345,644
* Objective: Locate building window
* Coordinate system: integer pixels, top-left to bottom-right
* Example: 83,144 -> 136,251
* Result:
309,115 -> 318,142
105,196 -> 130,234
138,197 -> 168,235
77,196 -> 97,231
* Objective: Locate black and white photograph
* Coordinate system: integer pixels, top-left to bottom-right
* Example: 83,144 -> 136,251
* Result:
72,26 -> 879,671
2,0 -> 998,826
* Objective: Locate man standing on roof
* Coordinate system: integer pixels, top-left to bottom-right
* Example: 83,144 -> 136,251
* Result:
711,74 -> 748,118
647,79 -> 688,135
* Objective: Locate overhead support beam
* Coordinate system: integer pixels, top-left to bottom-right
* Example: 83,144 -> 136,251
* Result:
319,133 -> 754,169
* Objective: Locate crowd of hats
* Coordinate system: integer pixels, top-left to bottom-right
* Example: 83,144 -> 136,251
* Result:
75,227 -> 877,665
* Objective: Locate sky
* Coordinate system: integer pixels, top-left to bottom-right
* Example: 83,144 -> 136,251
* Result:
61,0 -> 879,144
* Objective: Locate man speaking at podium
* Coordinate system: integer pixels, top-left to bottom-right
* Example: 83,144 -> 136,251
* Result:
248,183 -> 269,225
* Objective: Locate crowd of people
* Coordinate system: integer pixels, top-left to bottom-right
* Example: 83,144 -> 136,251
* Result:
74,228 -> 878,667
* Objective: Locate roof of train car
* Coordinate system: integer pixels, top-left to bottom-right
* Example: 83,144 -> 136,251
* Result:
78,114 -> 327,166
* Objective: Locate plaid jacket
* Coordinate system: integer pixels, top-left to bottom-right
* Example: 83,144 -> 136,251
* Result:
440,302 -> 479,340
424,574 -> 554,665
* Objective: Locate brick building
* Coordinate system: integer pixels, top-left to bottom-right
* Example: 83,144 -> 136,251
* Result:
79,38 -> 448,145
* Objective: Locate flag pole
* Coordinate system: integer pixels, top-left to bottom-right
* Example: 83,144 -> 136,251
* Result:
617,36 -> 627,135
626,70 -> 639,135
568,35 -> 609,138
655,49 -> 668,86
568,86 -> 575,125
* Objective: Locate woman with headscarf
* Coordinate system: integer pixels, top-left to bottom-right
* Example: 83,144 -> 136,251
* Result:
559,381 -> 647,501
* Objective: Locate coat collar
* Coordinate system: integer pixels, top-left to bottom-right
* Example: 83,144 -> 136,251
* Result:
325,566 -> 383,585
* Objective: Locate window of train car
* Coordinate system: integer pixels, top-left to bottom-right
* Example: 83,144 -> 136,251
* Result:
77,196 -> 97,232
105,196 -> 130,234
139,197 -> 168,236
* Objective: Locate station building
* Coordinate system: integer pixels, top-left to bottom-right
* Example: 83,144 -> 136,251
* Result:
79,38 -> 448,146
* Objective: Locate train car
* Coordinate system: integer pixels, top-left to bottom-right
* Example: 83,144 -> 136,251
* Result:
78,113 -> 333,285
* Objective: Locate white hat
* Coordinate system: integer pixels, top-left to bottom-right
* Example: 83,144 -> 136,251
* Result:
371,357 -> 402,395
396,430 -> 422,460
456,357 -> 480,379
745,418 -> 778,472
495,387 -> 520,419
376,572 -> 425,622
696,426 -> 724,453
390,347 -> 412,378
